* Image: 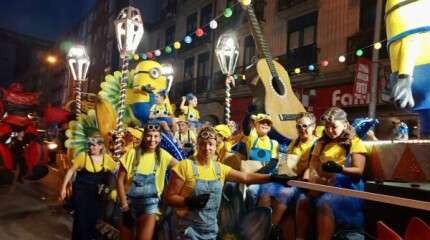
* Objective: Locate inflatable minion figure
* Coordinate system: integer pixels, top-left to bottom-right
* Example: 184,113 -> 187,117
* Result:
127,60 -> 172,123
386,0 -> 430,137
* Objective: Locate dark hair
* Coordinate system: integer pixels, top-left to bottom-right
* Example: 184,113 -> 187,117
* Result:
319,107 -> 356,151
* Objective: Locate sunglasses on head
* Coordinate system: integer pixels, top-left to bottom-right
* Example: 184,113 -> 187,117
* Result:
320,115 -> 346,122
296,123 -> 315,130
146,124 -> 161,131
199,131 -> 216,139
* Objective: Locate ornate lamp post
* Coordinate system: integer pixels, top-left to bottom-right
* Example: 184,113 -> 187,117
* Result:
215,34 -> 239,123
114,6 -> 144,161
67,45 -> 90,114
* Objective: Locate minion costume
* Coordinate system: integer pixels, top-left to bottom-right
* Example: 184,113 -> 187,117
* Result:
309,137 -> 367,228
149,90 -> 174,125
182,93 -> 201,128
71,134 -> 117,240
386,0 -> 430,137
242,114 -> 279,209
119,147 -> 174,215
175,115 -> 196,149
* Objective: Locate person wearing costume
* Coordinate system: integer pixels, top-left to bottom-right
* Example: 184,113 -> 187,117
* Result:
149,90 -> 177,136
124,127 -> 144,152
388,117 -> 409,140
180,93 -> 201,131
257,112 -> 317,238
116,123 -> 179,240
214,124 -> 233,162
164,126 -> 293,240
175,115 -> 196,156
242,113 -> 279,209
59,133 -> 117,240
295,107 -> 367,240
9,131 -> 28,183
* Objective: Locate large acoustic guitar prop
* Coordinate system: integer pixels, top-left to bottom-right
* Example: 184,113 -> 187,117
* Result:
241,2 -> 306,139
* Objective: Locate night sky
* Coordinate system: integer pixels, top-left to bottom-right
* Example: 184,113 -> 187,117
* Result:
0,0 -> 97,42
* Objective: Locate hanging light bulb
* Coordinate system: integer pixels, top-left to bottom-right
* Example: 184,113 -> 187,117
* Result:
294,68 -> 301,74
210,20 -> 218,29
339,56 -> 346,62
374,42 -> 382,50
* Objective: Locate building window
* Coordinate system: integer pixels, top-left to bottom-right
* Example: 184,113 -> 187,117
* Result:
360,0 -> 386,31
243,35 -> 256,67
285,12 -> 317,71
105,41 -> 112,64
200,3 -> 212,41
186,12 -> 197,35
165,25 -> 176,46
197,52 -> 210,93
108,15 -> 114,37
184,57 -> 194,81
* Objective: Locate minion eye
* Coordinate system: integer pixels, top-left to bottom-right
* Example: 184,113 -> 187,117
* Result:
149,67 -> 161,79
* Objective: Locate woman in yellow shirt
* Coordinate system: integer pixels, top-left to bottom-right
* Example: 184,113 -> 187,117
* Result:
165,126 -> 294,240
296,107 -> 367,240
59,134 -> 117,240
116,123 -> 179,240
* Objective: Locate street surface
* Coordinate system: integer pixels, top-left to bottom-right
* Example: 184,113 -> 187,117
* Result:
0,166 -> 73,240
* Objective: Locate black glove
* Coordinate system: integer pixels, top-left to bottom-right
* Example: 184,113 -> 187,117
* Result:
269,174 -> 297,186
322,161 -> 343,173
255,158 -> 278,174
141,84 -> 155,94
122,210 -> 134,228
184,193 -> 210,209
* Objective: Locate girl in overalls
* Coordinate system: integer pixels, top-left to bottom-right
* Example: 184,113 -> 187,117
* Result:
59,134 -> 117,240
165,126 -> 293,240
180,93 -> 201,132
257,112 -> 317,239
116,123 -> 179,240
295,107 -> 367,240
149,90 -> 177,136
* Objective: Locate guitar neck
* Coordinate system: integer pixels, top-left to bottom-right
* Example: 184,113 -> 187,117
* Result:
244,4 -> 279,79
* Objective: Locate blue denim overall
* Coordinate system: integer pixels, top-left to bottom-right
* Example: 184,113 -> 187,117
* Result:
316,143 -> 364,228
151,103 -> 173,125
127,153 -> 160,215
72,154 -> 107,240
172,160 -> 223,240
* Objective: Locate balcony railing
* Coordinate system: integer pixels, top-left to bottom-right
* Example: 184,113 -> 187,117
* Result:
160,4 -> 177,21
171,66 -> 248,101
278,44 -> 318,74
347,28 -> 388,65
279,0 -> 313,11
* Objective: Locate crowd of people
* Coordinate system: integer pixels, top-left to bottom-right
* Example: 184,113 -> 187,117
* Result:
57,90 -> 380,240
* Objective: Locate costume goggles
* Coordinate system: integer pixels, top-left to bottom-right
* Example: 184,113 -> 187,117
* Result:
87,137 -> 104,145
320,115 -> 347,122
145,124 -> 161,131
199,131 -> 216,139
296,123 -> 315,130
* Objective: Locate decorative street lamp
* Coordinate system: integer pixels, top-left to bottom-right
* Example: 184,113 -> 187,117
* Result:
113,6 -> 144,161
67,45 -> 90,115
215,33 -> 239,123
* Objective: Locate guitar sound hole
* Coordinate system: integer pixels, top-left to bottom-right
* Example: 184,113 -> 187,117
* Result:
271,76 -> 286,96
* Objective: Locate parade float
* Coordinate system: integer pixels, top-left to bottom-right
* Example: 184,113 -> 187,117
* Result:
57,0 -> 430,239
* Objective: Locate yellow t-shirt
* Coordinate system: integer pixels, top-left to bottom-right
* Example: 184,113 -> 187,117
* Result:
182,106 -> 200,122
244,130 -> 279,159
286,138 -> 317,176
172,159 -> 231,216
120,148 -> 173,195
175,130 -> 196,145
72,152 -> 117,172
150,103 -> 173,116
311,137 -> 367,167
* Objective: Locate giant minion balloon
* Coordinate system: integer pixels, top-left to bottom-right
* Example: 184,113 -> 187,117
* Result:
126,60 -> 172,123
386,0 -> 430,137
